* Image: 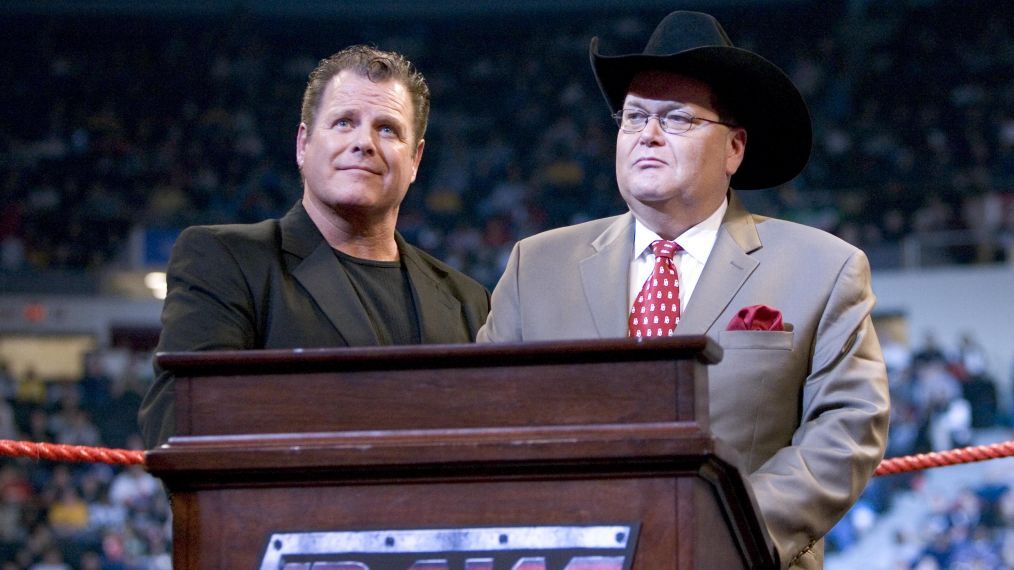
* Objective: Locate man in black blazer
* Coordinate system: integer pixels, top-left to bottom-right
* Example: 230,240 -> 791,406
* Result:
139,45 -> 490,449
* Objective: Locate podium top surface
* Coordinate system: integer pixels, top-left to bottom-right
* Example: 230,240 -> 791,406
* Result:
156,335 -> 722,375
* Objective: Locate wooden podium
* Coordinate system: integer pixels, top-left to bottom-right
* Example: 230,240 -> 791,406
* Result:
145,337 -> 777,569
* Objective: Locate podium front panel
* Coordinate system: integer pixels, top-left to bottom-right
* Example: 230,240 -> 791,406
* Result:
170,475 -> 746,570
148,339 -> 775,569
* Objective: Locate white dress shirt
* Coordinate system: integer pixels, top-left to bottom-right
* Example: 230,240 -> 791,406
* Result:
628,198 -> 728,314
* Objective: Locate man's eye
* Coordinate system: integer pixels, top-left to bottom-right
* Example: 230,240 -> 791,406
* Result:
665,114 -> 692,125
625,111 -> 648,122
334,118 -> 352,128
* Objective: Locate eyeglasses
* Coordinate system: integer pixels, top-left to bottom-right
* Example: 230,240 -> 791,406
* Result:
612,108 -> 739,135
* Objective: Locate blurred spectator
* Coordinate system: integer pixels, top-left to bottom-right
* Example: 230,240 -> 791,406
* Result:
912,331 -> 948,368
15,369 -> 47,408
77,353 -> 111,415
0,464 -> 31,543
0,362 -> 17,401
27,547 -> 71,570
94,376 -> 144,450
53,409 -> 102,447
952,332 -> 989,379
85,487 -> 126,537
952,332 -> 1003,429
46,487 -> 88,539
0,398 -> 21,441
108,465 -> 158,512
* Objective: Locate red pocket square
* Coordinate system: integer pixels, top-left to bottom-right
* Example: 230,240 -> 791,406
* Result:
726,305 -> 784,331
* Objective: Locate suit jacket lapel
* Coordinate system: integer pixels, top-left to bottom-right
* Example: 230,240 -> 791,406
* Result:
679,192 -> 761,335
580,213 -> 635,337
282,202 -> 379,346
399,235 -> 470,344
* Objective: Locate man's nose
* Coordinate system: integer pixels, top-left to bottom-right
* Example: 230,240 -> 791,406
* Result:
351,126 -> 377,155
639,115 -> 666,144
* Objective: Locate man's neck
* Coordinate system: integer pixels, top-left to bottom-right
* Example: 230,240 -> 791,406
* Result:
302,197 -> 400,261
627,189 -> 729,240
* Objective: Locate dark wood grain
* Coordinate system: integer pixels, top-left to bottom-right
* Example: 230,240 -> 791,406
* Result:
146,337 -> 776,569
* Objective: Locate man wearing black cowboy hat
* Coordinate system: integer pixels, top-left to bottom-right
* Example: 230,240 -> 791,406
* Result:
478,11 -> 889,569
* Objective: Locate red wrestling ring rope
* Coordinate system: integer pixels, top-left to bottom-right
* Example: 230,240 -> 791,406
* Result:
873,440 -> 1014,477
2,439 -> 1013,475
0,439 -> 144,466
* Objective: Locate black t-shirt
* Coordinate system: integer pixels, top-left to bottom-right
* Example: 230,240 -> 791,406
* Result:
333,249 -> 421,345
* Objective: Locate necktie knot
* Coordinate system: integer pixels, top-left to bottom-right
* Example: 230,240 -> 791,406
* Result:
629,239 -> 683,338
651,240 -> 681,260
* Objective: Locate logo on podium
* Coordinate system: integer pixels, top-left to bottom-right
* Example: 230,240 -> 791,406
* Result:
258,524 -> 640,570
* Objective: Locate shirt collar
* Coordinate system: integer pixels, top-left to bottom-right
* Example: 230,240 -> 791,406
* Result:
632,197 -> 728,264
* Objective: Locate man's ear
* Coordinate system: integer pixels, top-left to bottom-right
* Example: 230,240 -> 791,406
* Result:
295,123 -> 309,169
726,127 -> 747,176
409,138 -> 425,183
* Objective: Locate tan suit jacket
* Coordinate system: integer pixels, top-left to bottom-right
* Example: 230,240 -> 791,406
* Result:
478,191 -> 890,569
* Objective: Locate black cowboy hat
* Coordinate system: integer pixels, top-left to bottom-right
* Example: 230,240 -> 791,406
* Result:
590,11 -> 812,190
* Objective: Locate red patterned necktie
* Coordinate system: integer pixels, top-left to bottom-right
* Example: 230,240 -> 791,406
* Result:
628,240 -> 683,338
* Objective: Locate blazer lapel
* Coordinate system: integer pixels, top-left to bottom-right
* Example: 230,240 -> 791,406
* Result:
580,213 -> 636,337
293,242 -> 380,346
678,192 -> 761,335
399,236 -> 470,344
282,203 -> 379,346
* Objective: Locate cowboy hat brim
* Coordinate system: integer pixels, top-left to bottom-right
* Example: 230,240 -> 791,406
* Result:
590,37 -> 812,190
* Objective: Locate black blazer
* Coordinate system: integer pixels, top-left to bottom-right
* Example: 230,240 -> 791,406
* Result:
138,202 -> 490,448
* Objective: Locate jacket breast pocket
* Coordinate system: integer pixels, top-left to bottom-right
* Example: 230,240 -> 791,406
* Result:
717,329 -> 794,350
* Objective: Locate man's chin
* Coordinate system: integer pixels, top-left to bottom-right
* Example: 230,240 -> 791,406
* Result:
621,188 -> 678,206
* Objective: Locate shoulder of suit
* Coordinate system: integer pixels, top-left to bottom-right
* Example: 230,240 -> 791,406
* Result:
517,214 -> 625,248
177,218 -> 282,254
751,214 -> 861,257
